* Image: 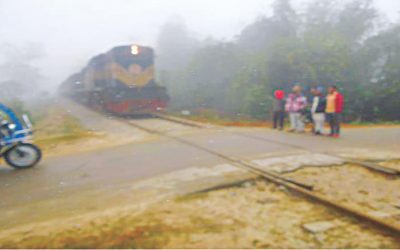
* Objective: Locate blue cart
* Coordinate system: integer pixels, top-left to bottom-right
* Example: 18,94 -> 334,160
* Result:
0,103 -> 42,169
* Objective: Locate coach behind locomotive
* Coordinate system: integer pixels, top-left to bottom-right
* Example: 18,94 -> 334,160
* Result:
61,44 -> 169,115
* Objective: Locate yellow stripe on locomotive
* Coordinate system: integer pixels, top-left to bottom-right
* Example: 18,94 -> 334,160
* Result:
109,62 -> 154,88
83,63 -> 154,88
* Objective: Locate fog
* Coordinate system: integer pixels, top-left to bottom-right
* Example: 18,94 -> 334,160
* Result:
0,0 -> 399,93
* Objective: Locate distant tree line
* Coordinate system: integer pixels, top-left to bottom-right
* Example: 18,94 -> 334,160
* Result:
0,43 -> 46,102
157,0 -> 400,122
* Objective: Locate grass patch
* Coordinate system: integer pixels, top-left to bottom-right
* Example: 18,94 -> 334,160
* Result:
30,104 -> 94,152
348,120 -> 400,126
172,109 -> 272,127
0,209 -> 233,249
171,109 -> 400,128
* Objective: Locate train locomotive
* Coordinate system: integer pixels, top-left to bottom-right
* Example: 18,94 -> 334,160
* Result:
61,45 -> 169,114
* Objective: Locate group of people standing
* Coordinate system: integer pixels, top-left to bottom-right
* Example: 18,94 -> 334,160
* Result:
272,85 -> 344,138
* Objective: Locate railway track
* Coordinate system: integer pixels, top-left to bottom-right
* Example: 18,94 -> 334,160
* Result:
121,114 -> 400,237
154,113 -> 400,176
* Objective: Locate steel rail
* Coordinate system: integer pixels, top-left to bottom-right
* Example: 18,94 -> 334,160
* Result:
123,116 -> 400,236
125,120 -> 314,191
155,113 -> 400,176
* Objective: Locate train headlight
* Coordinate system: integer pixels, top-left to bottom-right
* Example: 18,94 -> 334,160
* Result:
131,45 -> 139,55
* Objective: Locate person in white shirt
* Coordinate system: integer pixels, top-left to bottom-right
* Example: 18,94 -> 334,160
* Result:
310,87 -> 327,135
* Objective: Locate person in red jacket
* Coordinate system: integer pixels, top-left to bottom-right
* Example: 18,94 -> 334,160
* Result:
325,85 -> 344,137
272,90 -> 285,130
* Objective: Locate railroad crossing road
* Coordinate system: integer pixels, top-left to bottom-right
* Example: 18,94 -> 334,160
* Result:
0,101 -> 399,231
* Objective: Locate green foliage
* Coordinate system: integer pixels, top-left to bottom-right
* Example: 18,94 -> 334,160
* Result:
157,0 -> 400,122
243,85 -> 272,120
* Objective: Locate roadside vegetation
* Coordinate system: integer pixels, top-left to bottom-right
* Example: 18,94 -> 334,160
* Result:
33,106 -> 94,153
174,109 -> 272,127
175,109 -> 400,128
157,0 -> 400,123
0,42 -> 95,152
3,98 -> 94,154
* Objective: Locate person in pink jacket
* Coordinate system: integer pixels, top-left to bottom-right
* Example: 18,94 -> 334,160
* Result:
285,85 -> 307,132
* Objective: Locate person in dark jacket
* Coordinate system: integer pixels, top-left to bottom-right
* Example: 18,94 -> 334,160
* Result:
310,87 -> 326,135
272,90 -> 285,130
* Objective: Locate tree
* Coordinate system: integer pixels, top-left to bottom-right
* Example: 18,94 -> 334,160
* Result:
156,17 -> 200,71
156,0 -> 399,122
0,43 -> 45,100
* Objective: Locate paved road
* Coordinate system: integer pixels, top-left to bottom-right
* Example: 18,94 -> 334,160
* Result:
0,101 -> 399,230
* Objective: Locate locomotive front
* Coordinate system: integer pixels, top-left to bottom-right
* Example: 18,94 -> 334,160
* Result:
101,45 -> 169,114
64,44 -> 169,115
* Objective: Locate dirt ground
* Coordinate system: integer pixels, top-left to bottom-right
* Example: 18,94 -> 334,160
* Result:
0,180 -> 398,249
380,159 -> 400,172
2,100 -> 398,248
284,163 -> 400,227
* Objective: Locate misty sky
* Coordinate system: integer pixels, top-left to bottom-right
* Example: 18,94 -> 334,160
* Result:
1,0 -> 400,91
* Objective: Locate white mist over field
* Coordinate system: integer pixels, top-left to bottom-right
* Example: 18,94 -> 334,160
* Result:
0,0 -> 399,93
